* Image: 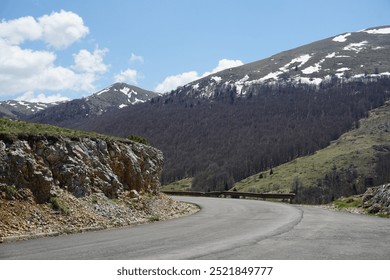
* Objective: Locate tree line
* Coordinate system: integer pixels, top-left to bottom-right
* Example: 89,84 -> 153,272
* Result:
73,77 -> 390,195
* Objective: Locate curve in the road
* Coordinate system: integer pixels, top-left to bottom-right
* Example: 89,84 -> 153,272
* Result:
1,196 -> 390,259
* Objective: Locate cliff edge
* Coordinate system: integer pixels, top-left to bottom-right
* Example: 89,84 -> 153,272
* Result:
0,123 -> 197,241
0,134 -> 163,202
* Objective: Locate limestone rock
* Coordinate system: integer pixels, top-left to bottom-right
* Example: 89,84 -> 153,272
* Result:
0,134 -> 163,203
362,184 -> 390,215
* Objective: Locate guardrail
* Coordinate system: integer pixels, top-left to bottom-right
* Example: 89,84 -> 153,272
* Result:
162,190 -> 295,203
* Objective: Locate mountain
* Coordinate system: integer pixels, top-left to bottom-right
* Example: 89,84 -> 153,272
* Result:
27,83 -> 159,126
0,100 -> 61,119
170,25 -> 390,100
40,26 -> 390,197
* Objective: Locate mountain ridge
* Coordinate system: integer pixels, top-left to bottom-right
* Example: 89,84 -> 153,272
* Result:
170,25 -> 390,100
27,82 -> 159,126
0,82 -> 159,124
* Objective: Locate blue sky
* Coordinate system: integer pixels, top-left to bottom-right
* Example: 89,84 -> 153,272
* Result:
0,0 -> 389,102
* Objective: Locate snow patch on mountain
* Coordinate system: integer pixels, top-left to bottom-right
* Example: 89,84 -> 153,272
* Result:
239,75 -> 250,83
96,88 -> 110,96
211,76 -> 222,83
133,98 -> 146,104
259,71 -> 284,82
280,54 -> 312,71
295,76 -> 323,85
343,41 -> 368,53
332,33 -> 351,42
302,59 -> 325,74
120,86 -> 131,95
326,52 -> 336,58
363,27 -> 390,34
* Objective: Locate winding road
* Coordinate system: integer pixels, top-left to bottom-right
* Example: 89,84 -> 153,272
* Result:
1,196 -> 390,259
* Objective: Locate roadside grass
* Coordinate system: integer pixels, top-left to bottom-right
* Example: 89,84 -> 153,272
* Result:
148,216 -> 160,222
331,195 -> 390,218
162,177 -> 193,191
235,101 -> 390,194
333,196 -> 362,210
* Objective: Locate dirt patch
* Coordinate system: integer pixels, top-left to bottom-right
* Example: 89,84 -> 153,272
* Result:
0,187 -> 199,242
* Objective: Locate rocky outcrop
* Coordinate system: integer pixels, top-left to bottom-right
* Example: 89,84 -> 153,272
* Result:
362,184 -> 390,215
0,134 -> 163,203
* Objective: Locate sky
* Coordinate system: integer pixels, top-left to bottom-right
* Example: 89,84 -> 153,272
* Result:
0,0 -> 389,102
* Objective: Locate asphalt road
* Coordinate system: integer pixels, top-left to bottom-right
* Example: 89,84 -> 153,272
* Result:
1,196 -> 390,259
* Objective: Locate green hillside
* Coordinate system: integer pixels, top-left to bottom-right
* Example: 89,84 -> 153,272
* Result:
0,118 -> 145,144
235,101 -> 390,203
0,118 -> 106,138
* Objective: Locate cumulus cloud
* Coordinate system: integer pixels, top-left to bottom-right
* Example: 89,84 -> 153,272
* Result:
0,38 -> 109,95
0,16 -> 42,45
130,53 -> 144,63
0,11 -> 109,99
38,10 -> 89,49
15,91 -> 70,103
0,10 -> 89,49
114,69 -> 139,84
202,59 -> 244,77
154,59 -> 244,93
155,71 -> 199,93
72,48 -> 109,74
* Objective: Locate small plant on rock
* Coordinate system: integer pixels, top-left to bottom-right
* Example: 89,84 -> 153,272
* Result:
49,196 -> 70,215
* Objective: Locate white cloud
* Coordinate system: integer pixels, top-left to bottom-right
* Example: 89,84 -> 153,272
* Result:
202,59 -> 244,77
154,59 -> 244,93
0,16 -> 42,45
130,53 -> 144,63
38,10 -> 89,49
155,71 -> 199,93
15,91 -> 70,103
0,38 -> 109,96
0,11 -> 109,98
0,10 -> 89,49
114,69 -> 139,84
72,48 -> 109,74
0,39 -> 56,77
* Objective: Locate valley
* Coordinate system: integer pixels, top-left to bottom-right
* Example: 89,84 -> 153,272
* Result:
1,25 -> 390,209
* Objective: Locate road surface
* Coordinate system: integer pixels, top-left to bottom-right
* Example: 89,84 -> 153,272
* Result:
1,196 -> 390,259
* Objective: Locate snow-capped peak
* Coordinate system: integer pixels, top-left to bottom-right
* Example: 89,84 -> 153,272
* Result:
178,25 -> 390,99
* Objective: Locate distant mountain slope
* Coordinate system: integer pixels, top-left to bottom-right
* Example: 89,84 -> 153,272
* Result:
235,100 -> 390,204
28,83 -> 159,126
0,100 -> 60,119
173,25 -> 390,100
44,26 -> 390,195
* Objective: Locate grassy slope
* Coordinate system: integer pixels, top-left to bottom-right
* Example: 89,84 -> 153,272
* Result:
0,118 -> 132,143
162,177 -> 193,191
235,101 -> 390,193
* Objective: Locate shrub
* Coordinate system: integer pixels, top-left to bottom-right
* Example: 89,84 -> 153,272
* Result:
0,185 -> 17,200
148,216 -> 160,222
127,135 -> 148,145
49,196 -> 70,215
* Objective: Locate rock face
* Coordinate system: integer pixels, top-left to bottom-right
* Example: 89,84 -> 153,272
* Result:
362,183 -> 390,215
0,134 -> 163,203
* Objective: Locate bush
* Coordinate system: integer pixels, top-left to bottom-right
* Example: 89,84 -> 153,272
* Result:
127,135 -> 148,145
49,196 -> 70,215
148,216 -> 160,222
0,185 -> 17,200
